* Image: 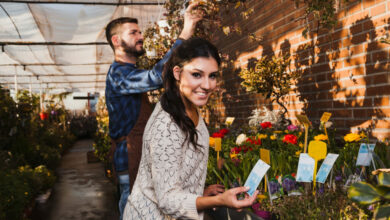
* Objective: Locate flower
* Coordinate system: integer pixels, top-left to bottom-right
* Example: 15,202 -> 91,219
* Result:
260,122 -> 272,129
359,132 -> 366,138
325,121 -> 333,128
235,133 -> 247,145
231,147 -> 241,154
270,135 -> 277,140
344,133 -> 361,142
219,128 -> 230,135
212,132 -> 224,138
287,124 -> 299,131
230,153 -> 238,159
299,142 -> 304,148
257,134 -> 268,139
295,150 -> 301,156
257,194 -> 267,201
283,134 -> 298,145
314,134 -> 328,141
282,176 -> 296,192
246,136 -> 261,145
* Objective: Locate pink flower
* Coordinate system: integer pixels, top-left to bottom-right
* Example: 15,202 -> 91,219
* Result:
287,124 -> 299,131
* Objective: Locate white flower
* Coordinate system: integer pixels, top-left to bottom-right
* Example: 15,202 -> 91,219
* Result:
248,106 -> 283,127
236,133 -> 247,145
325,121 -> 333,128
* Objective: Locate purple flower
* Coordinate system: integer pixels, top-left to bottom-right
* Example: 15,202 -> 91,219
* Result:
282,177 -> 296,192
269,180 -> 280,194
287,124 -> 299,131
252,203 -> 271,220
318,185 -> 324,195
335,175 -> 342,182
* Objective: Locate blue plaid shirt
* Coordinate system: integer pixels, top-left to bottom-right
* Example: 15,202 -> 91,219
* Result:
105,39 -> 183,172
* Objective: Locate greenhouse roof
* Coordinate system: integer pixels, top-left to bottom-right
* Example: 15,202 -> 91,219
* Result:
0,0 -> 167,94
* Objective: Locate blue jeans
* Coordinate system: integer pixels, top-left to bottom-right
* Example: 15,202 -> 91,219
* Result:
118,174 -> 130,220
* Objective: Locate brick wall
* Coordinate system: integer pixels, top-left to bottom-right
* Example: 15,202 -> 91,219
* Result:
209,0 -> 390,140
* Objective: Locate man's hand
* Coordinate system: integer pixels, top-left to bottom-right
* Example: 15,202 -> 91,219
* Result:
203,184 -> 225,196
178,2 -> 205,40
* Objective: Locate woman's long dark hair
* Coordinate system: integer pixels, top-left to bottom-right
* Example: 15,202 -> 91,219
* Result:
161,38 -> 221,149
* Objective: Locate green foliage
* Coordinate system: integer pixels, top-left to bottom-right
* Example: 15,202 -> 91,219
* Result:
239,54 -> 301,119
294,0 -> 349,38
348,173 -> 390,218
0,87 -> 75,219
261,190 -> 368,219
0,166 -> 55,220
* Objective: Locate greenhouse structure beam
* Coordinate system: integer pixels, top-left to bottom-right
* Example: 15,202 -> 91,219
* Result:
0,1 -> 163,6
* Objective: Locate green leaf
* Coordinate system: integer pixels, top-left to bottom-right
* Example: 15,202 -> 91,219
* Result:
374,204 -> 390,220
378,172 -> 390,187
348,182 -> 381,205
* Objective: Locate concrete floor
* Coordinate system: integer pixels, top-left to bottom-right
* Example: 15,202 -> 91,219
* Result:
33,139 -> 119,220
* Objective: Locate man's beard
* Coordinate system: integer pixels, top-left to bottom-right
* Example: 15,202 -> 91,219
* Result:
122,41 -> 145,57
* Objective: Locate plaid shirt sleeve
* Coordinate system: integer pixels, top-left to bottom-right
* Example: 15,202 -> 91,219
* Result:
108,39 -> 183,95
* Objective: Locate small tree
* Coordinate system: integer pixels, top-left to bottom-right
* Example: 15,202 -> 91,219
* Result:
239,54 -> 301,123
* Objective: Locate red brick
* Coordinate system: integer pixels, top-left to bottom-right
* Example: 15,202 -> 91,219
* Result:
353,109 -> 368,118
369,73 -> 389,85
333,109 -> 353,117
374,97 -> 389,106
367,85 -> 390,96
363,0 -> 376,9
370,3 -> 386,17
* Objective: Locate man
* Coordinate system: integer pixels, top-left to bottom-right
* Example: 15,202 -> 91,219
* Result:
104,3 -> 203,219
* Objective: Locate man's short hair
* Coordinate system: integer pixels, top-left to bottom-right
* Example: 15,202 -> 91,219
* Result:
105,17 -> 138,50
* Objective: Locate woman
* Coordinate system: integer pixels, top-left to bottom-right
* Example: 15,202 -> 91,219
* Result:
124,38 -> 258,220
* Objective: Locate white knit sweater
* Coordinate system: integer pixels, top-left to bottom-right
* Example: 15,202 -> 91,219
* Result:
124,102 -> 209,220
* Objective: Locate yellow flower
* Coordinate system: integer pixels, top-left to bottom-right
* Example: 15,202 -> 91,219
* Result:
274,130 -> 282,134
24,192 -> 28,196
209,137 -> 215,148
359,132 -> 366,138
299,142 -> 304,148
314,134 -> 328,141
284,130 -> 289,133
344,133 -> 361,142
230,153 -> 238,159
295,150 -> 302,156
257,194 -> 267,201
257,134 -> 268,139
270,135 -> 276,140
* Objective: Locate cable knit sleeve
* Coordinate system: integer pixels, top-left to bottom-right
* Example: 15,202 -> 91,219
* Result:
148,117 -> 200,220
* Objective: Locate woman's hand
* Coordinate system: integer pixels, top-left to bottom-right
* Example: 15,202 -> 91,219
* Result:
203,184 -> 225,196
218,187 -> 258,211
179,2 -> 205,40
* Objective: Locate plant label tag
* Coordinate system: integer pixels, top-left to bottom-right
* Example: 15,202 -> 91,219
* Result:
356,143 -> 376,166
316,153 -> 339,183
214,137 -> 222,151
225,117 -> 235,126
260,148 -> 270,165
244,159 -> 270,196
209,137 -> 215,148
296,153 -> 315,182
296,114 -> 311,125
308,141 -> 327,161
320,112 -> 332,122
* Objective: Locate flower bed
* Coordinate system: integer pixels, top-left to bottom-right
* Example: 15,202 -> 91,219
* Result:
206,111 -> 389,218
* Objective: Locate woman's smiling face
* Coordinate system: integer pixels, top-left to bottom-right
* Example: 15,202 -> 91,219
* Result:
173,56 -> 219,108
